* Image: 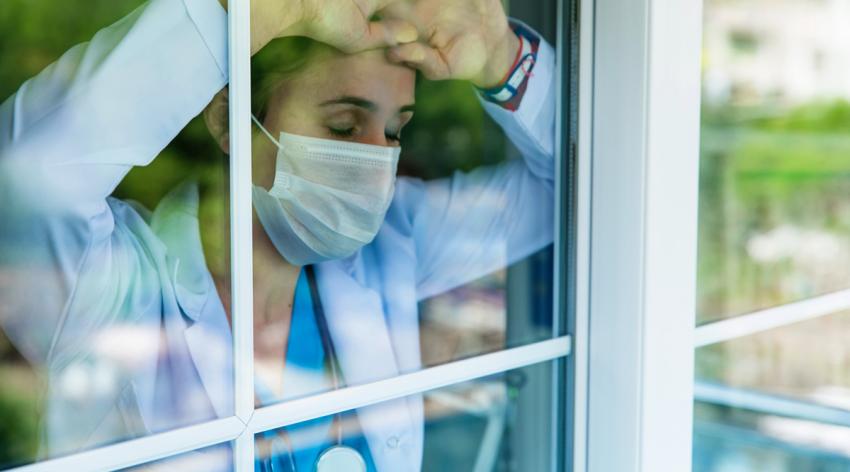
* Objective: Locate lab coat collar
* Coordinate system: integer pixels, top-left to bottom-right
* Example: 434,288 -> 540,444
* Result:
314,260 -> 422,471
152,180 -> 234,419
151,180 -> 212,322
184,310 -> 234,419
313,259 -> 401,384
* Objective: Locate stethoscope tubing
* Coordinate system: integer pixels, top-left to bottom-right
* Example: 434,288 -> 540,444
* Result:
260,265 -> 359,472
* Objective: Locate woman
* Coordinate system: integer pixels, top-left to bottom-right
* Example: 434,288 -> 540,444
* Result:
0,0 -> 554,469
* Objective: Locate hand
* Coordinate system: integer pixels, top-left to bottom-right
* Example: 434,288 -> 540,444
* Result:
285,0 -> 420,53
217,0 -> 419,54
382,0 -> 520,88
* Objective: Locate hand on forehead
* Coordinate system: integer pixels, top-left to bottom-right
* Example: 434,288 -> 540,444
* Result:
378,0 -> 515,88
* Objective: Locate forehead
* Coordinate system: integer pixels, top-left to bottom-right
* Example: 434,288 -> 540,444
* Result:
288,49 -> 416,108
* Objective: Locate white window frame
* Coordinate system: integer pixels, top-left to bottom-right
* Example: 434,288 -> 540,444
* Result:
8,1 -> 576,471
576,0 -> 702,471
695,289 -> 850,348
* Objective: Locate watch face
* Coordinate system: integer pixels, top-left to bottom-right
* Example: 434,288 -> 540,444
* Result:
315,445 -> 366,472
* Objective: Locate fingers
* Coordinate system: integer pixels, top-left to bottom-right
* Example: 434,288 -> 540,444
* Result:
341,18 -> 419,53
378,1 -> 419,27
386,42 -> 451,80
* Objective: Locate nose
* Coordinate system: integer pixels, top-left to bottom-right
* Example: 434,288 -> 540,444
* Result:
358,128 -> 391,147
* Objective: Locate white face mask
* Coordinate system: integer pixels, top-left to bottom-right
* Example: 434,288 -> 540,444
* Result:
251,115 -> 401,266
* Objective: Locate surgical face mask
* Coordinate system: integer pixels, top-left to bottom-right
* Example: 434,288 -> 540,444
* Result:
251,116 -> 401,266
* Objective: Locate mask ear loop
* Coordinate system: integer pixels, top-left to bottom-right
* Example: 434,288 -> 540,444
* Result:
252,114 -> 295,193
251,114 -> 282,148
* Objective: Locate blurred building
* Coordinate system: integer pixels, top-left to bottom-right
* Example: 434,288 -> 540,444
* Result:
703,0 -> 850,106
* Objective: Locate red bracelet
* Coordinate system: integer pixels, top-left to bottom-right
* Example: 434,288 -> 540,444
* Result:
478,23 -> 540,111
495,34 -> 526,87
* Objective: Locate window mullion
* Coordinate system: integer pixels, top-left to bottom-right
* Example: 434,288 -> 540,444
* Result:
10,338 -> 568,472
234,429 -> 256,472
695,288 -> 850,348
227,0 -> 255,469
228,0 -> 254,425
247,336 -> 571,435
9,417 -> 244,472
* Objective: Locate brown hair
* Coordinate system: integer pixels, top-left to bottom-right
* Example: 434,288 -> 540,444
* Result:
250,36 -> 336,120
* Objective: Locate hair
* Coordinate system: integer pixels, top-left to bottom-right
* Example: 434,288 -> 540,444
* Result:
250,36 -> 337,120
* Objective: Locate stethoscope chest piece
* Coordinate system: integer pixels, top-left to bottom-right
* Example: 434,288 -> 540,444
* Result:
315,445 -> 366,472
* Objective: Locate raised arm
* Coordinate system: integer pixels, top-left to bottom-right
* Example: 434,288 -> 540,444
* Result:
0,0 -> 229,219
383,0 -> 556,299
401,33 -> 556,300
0,0 -> 230,365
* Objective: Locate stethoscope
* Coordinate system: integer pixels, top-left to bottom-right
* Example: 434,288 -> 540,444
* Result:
259,266 -> 367,472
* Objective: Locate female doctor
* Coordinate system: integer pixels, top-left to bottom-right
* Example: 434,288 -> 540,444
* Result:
0,0 -> 555,469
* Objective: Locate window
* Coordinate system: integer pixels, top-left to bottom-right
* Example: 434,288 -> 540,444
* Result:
0,0 -> 574,471
0,0 -> 234,465
254,362 -> 560,471
694,0 -> 850,469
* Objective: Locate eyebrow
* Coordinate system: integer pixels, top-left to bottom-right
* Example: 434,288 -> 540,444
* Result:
320,96 -> 415,114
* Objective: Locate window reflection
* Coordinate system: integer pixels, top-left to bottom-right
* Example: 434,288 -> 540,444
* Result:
120,443 -> 232,472
250,3 -> 558,408
697,310 -> 850,411
0,0 -> 558,469
696,0 -> 850,470
254,361 -> 556,472
0,0 -> 231,466
699,0 -> 850,323
695,402 -> 850,471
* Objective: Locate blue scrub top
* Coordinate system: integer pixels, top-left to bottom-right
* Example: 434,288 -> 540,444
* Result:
255,269 -> 376,472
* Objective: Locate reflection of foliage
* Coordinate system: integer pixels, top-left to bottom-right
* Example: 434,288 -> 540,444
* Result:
0,332 -> 39,468
698,100 -> 850,330
0,0 -> 144,100
753,100 -> 850,134
728,29 -> 759,55
0,0 -> 224,211
114,118 -> 228,211
0,378 -> 39,468
401,77 -> 509,180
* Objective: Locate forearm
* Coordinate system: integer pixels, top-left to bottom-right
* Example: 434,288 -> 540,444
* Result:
479,26 -> 556,181
411,157 -> 554,299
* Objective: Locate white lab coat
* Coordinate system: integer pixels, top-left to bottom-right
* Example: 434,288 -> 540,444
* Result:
0,0 -> 555,469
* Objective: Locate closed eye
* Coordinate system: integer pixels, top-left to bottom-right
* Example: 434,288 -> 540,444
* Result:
328,127 -> 356,138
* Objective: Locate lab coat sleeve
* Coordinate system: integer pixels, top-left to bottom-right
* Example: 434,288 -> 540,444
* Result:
0,0 -> 228,365
409,32 -> 556,301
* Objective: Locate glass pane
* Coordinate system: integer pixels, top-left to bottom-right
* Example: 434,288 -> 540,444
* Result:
0,0 -> 232,467
254,360 -> 556,471
694,402 -> 850,471
698,0 -> 850,324
121,443 -> 232,472
249,0 -> 559,406
696,310 -> 850,410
